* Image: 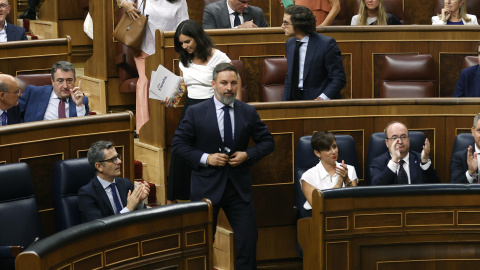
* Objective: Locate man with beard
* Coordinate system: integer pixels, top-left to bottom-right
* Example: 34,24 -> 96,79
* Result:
78,141 -> 150,223
172,63 -> 275,269
371,121 -> 440,185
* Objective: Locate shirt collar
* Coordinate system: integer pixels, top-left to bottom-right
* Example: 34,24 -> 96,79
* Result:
297,34 -> 310,44
97,175 -> 117,189
318,160 -> 340,180
50,89 -> 70,102
475,144 -> 480,153
213,95 -> 235,110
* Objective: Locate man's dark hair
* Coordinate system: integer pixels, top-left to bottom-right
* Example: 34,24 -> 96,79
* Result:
87,140 -> 114,171
311,130 -> 336,152
51,61 -> 76,80
174,19 -> 215,67
212,63 -> 238,81
384,121 -> 408,139
284,5 -> 317,35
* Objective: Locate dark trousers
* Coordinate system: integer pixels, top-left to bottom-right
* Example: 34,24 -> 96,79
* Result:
212,179 -> 258,270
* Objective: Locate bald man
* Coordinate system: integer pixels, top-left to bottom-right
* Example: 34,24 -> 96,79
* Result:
0,74 -> 21,126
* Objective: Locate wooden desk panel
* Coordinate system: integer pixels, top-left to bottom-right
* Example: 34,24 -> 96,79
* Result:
0,112 -> 135,236
0,37 -> 71,76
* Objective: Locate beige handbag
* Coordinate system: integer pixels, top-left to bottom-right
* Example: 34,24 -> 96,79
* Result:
113,0 -> 148,51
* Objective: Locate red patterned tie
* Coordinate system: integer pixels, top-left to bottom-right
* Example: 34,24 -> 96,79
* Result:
58,99 -> 66,118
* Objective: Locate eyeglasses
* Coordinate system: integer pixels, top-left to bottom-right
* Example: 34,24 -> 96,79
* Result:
5,88 -> 21,95
98,154 -> 122,164
387,134 -> 409,141
55,78 -> 75,85
0,4 -> 9,9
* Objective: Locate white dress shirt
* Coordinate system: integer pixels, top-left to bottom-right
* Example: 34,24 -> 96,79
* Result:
200,97 -> 235,165
226,0 -> 244,28
0,21 -> 7,42
97,176 -> 131,214
387,152 -> 431,184
43,90 -> 86,120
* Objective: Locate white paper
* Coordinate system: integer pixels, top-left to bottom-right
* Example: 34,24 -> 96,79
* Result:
149,64 -> 183,101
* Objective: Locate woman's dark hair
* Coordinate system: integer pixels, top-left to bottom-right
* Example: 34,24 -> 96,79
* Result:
284,5 -> 317,35
174,20 -> 214,67
311,131 -> 336,152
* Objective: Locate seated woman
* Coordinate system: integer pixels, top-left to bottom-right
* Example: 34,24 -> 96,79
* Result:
351,0 -> 402,25
432,0 -> 478,25
300,131 -> 358,214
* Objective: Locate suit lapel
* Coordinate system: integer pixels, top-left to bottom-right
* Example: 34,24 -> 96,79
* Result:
93,177 -> 115,214
208,98 -> 223,146
232,100 -> 242,150
474,66 -> 480,96
69,98 -> 77,117
39,87 -> 53,119
303,34 -> 318,81
115,179 -> 129,207
409,153 -> 418,184
220,1 -> 233,28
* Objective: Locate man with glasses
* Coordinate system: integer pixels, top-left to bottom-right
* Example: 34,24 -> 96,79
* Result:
19,61 -> 89,123
451,113 -> 480,183
281,5 -> 345,101
78,141 -> 150,223
0,0 -> 28,42
371,121 -> 440,185
453,42 -> 480,97
0,74 -> 21,126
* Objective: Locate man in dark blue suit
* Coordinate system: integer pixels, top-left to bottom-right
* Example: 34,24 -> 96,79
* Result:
451,113 -> 480,183
0,0 -> 28,42
453,42 -> 480,97
282,5 -> 346,101
371,121 -> 440,185
78,141 -> 150,223
0,74 -> 21,126
19,61 -> 89,123
203,0 -> 269,29
172,63 -> 275,269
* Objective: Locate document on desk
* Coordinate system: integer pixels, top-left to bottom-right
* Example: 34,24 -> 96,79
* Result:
149,64 -> 186,108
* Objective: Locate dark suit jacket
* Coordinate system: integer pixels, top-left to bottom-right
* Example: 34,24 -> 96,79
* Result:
203,0 -> 269,29
172,97 -> 275,205
78,177 -> 134,223
282,32 -> 346,101
450,146 -> 478,183
453,65 -> 480,97
18,85 -> 89,123
5,105 -> 21,125
371,151 -> 441,185
6,23 -> 28,41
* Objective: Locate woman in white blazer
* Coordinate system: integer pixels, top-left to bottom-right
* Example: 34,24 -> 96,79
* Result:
432,0 -> 478,25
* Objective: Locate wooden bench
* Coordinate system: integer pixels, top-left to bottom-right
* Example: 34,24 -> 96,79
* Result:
16,200 -> 213,270
298,184 -> 480,269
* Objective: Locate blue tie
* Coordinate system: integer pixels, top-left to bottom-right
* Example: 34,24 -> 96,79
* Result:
1,112 -> 6,126
110,183 -> 123,214
233,11 -> 241,27
222,106 -> 233,148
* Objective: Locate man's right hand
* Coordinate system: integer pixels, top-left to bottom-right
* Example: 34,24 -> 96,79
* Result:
389,138 -> 402,163
207,153 -> 229,167
467,145 -> 478,175
238,20 -> 258,28
126,185 -> 143,211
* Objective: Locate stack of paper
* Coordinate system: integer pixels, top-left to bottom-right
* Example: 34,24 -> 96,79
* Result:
149,64 -> 186,108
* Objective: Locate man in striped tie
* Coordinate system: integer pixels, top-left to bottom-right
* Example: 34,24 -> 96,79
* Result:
78,140 -> 150,223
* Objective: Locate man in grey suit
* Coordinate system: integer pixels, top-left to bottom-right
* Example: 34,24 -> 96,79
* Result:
203,0 -> 269,29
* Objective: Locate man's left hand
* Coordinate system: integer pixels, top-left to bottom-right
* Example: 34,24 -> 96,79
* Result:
421,138 -> 430,163
71,80 -> 84,107
228,151 -> 248,167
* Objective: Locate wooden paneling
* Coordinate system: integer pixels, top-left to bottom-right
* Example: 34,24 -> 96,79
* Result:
0,112 -> 134,236
0,37 -> 71,76
16,201 -> 213,270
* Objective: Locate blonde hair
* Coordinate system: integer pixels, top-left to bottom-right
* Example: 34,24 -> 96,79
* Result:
437,0 -> 471,22
358,0 -> 388,25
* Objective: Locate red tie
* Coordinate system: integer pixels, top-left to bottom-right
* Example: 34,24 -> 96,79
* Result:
58,99 -> 66,118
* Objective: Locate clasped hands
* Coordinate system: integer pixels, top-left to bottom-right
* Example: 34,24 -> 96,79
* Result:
207,151 -> 247,167
126,182 -> 150,211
